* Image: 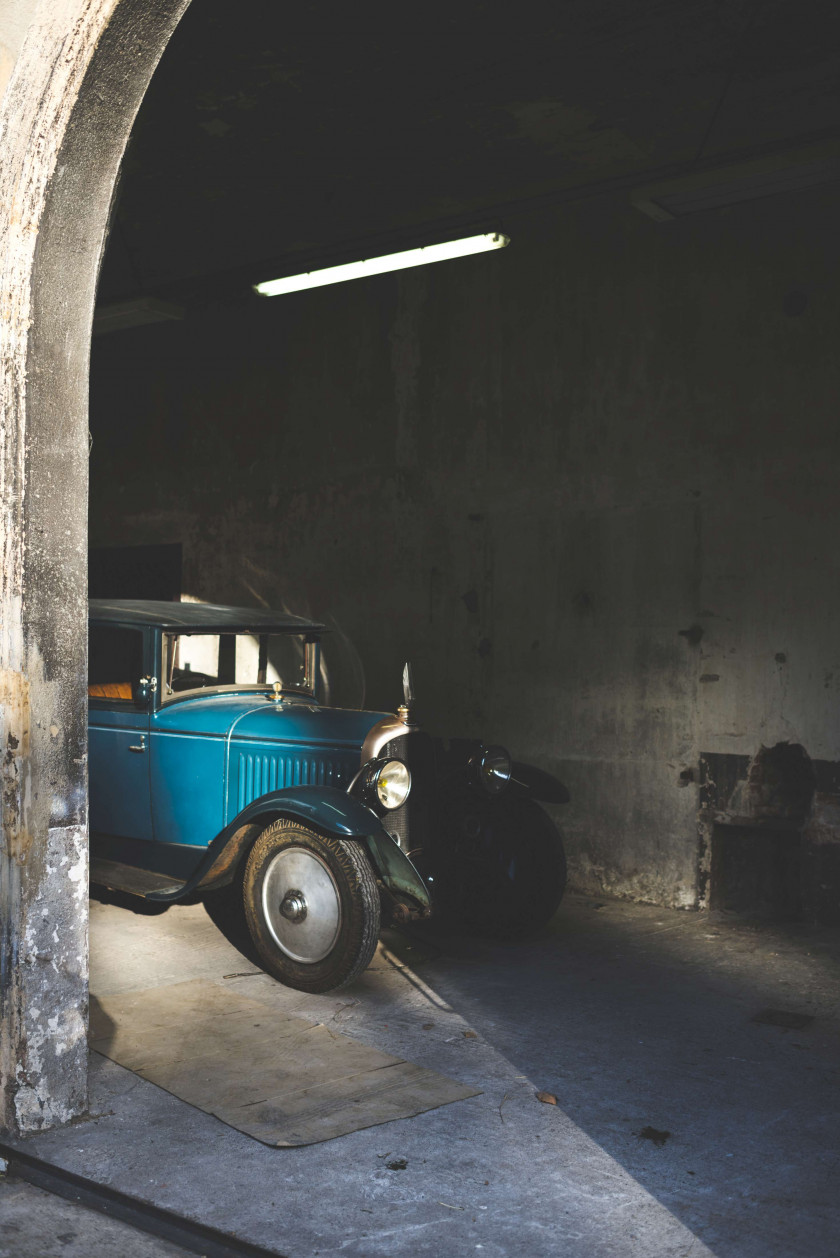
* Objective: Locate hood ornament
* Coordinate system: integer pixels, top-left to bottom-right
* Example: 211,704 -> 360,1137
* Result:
399,662 -> 415,722
359,661 -> 419,764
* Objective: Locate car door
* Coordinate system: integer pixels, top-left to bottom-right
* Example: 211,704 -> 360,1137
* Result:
88,623 -> 154,841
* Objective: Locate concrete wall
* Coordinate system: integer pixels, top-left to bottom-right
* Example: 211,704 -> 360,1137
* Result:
89,182 -> 840,912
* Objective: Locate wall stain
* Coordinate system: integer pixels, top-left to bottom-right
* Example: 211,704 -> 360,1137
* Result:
0,668 -> 31,863
678,624 -> 704,646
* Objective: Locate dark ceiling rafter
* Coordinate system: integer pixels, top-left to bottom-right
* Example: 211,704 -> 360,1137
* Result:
691,0 -> 779,164
97,122 -> 840,313
94,0 -> 840,311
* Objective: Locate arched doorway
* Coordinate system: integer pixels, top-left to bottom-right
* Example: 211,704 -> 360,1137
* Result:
0,0 -> 190,1134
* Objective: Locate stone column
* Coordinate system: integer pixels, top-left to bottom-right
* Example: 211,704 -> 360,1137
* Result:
0,0 -> 190,1134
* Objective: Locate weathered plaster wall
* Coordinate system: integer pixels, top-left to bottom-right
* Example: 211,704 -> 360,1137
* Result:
89,182 -> 840,912
0,0 -> 37,98
0,0 -> 190,1134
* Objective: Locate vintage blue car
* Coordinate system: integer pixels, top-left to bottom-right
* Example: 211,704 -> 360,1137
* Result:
88,600 -> 569,991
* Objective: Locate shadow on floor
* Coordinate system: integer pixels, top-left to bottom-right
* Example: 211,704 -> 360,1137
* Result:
90,883 -> 173,916
404,897 -> 840,1257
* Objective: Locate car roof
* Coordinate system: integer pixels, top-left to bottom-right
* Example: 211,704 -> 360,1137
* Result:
89,599 -> 325,634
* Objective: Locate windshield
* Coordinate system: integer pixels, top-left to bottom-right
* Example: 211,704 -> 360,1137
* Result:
161,631 -> 319,703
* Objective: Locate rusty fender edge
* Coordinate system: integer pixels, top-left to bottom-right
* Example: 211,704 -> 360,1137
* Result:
147,786 -> 432,913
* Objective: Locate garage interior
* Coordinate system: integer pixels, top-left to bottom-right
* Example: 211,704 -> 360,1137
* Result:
2,1 -> 840,1255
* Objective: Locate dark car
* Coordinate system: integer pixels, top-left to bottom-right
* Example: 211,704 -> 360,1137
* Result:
88,599 -> 569,991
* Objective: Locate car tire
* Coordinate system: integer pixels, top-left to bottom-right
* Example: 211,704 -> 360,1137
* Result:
242,818 -> 381,993
452,797 -> 567,939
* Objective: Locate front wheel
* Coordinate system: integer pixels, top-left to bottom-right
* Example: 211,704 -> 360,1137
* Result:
243,819 -> 380,993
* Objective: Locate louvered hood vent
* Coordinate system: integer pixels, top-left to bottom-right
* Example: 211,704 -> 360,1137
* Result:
235,748 -> 359,812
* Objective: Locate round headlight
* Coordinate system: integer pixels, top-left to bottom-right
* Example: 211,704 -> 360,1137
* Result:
478,745 -> 511,795
375,759 -> 411,810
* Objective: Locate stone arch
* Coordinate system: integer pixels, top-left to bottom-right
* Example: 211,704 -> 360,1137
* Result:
0,0 -> 190,1134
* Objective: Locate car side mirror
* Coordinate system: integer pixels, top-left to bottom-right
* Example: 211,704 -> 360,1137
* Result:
135,676 -> 157,709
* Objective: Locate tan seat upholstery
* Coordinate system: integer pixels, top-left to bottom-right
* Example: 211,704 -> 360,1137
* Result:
88,682 -> 133,700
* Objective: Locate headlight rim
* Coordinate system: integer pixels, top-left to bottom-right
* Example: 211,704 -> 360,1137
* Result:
475,744 -> 512,796
362,756 -> 412,812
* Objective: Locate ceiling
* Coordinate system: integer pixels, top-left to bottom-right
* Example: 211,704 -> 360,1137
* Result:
97,0 -> 840,302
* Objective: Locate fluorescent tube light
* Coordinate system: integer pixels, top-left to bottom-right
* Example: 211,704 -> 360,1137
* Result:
632,140 -> 840,222
253,232 -> 510,297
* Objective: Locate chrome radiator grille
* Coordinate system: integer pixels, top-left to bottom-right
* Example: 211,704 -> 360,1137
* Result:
383,732 -> 436,856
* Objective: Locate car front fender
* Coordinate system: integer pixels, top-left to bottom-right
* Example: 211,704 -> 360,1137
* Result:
146,785 -> 431,911
510,761 -> 570,804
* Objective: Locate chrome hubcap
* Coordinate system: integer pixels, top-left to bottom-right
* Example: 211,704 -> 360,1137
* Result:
262,847 -> 341,964
279,891 -> 307,923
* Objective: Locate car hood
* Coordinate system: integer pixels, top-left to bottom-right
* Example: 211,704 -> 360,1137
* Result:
153,691 -> 389,751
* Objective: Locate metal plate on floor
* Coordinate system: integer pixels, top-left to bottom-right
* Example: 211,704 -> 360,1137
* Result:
89,979 -> 480,1146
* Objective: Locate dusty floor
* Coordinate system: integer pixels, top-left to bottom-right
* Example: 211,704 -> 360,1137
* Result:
2,891 -> 839,1257
0,1176 -> 192,1258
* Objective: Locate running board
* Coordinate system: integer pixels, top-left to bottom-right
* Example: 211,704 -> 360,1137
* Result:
90,858 -> 186,900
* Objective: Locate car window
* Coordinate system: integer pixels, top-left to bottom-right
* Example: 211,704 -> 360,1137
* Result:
88,627 -> 144,703
162,632 -> 313,701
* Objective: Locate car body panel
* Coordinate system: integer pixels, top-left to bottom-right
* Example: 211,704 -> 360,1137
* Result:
88,706 -> 153,840
138,786 -> 432,910
224,784 -> 398,840
146,693 -> 385,847
150,724 -> 227,848
93,783 -> 433,916
363,829 -> 432,909
93,832 -> 209,882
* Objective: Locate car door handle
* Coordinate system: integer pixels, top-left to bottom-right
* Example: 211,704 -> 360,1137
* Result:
129,736 -> 146,753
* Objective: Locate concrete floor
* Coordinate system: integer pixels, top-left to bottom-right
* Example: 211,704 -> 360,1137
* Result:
0,1176 -> 191,1258
3,891 -> 839,1258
